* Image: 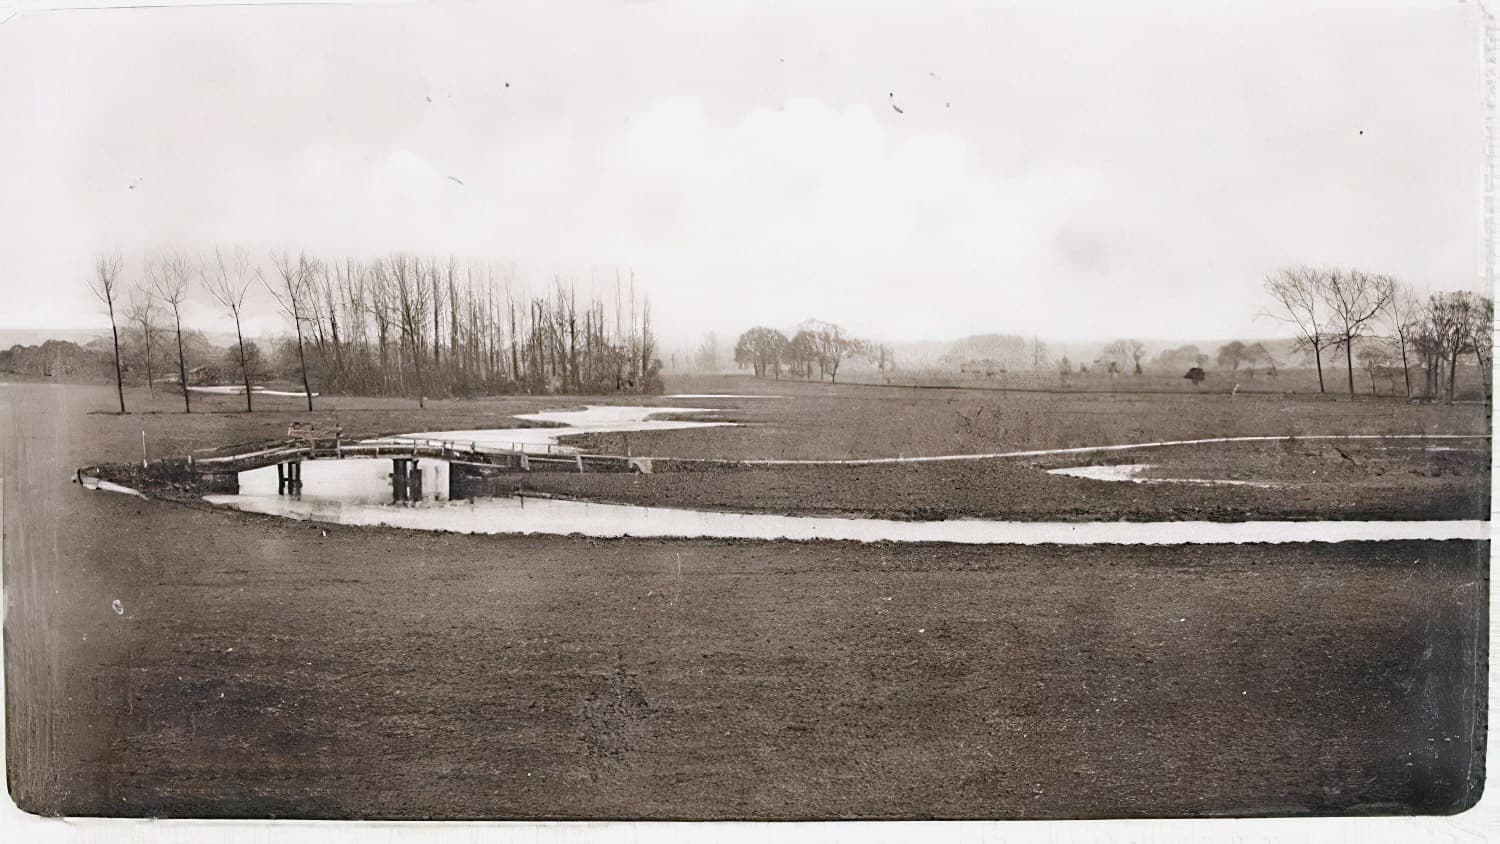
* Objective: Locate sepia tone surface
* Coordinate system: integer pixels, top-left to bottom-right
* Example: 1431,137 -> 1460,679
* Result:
5,379 -> 1488,818
2,0 -> 1492,822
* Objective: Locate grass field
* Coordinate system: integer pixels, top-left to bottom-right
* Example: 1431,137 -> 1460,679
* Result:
600,375 -> 1489,460
823,361 -> 1489,401
3,376 -> 1489,818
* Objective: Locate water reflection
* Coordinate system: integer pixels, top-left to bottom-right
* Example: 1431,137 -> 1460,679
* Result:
239,458 -> 453,505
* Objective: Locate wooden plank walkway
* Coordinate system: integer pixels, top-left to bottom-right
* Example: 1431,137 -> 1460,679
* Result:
191,436 -> 647,474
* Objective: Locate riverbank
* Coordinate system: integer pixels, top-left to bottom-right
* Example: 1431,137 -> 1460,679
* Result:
72,378 -> 1492,523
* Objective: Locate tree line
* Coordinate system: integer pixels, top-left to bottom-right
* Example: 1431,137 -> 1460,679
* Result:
1011,268 -> 1489,403
86,249 -> 664,414
1264,266 -> 1491,402
733,319 -> 894,382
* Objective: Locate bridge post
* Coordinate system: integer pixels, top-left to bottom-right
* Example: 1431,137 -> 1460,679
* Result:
392,457 -> 422,502
277,460 -> 303,495
392,457 -> 408,502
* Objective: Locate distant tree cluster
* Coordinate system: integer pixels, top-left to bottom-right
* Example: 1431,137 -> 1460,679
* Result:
85,249 -> 665,414
1098,339 -> 1146,376
1152,345 -> 1210,373
0,339 -> 113,379
733,319 -> 891,382
1214,340 -> 1277,377
938,334 -> 1047,374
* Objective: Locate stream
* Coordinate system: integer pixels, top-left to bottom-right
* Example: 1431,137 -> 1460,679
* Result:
193,405 -> 1490,545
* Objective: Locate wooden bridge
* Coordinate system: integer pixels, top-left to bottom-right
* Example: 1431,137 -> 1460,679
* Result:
187,425 -> 650,498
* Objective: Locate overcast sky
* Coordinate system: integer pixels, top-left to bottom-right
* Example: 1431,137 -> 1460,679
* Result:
0,0 -> 1489,347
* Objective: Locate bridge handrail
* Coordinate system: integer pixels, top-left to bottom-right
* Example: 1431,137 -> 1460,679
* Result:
370,436 -> 566,456
194,436 -> 577,470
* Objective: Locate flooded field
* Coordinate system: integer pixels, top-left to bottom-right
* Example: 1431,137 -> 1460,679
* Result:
169,398 -> 1488,539
1047,463 -> 1279,487
364,404 -> 733,454
172,398 -> 1491,539
187,384 -> 320,398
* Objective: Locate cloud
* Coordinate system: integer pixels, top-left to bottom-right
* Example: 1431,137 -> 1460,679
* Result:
0,0 -> 1484,347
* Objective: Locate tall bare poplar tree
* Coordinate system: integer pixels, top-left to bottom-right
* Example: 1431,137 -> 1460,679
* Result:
392,254 -> 430,407
265,250 -> 316,411
1470,296 -> 1493,403
152,252 -> 194,412
87,253 -> 126,413
1381,282 -> 1422,398
124,284 -> 159,396
202,246 -> 257,412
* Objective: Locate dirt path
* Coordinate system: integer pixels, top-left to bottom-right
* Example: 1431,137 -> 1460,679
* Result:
702,433 -> 1492,466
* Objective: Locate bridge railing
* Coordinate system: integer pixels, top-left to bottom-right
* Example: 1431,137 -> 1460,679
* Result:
370,436 -> 571,457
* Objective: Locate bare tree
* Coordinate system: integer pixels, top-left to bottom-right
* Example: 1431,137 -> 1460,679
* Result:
800,318 -> 855,382
694,332 -> 720,372
1410,313 -> 1447,401
865,341 -> 896,381
1380,282 -> 1422,398
88,253 -> 126,413
1357,342 -> 1395,396
1323,269 -> 1395,396
1244,342 -> 1275,378
1426,291 -> 1477,403
150,253 -> 194,412
1104,339 -> 1146,375
123,284 -> 159,397
264,250 -> 316,411
430,257 -> 447,384
201,247 -> 257,412
787,329 -> 817,379
1264,266 -> 1331,392
1030,337 -> 1049,371
369,262 -> 395,393
391,254 -> 431,407
1469,295 -> 1493,403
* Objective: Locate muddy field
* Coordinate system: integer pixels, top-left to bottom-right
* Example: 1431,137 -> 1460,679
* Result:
3,378 -> 1490,818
